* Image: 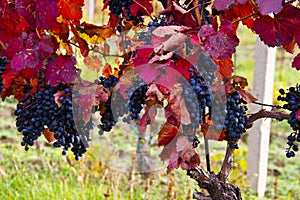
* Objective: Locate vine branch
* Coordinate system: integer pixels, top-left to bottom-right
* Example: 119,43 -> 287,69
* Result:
246,109 -> 290,129
232,13 -> 257,24
252,101 -> 283,108
218,144 -> 235,182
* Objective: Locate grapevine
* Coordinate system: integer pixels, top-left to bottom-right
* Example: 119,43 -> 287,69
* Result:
0,0 -> 300,199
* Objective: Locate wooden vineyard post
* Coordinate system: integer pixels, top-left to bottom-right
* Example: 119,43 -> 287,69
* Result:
247,37 -> 277,197
88,0 -> 96,22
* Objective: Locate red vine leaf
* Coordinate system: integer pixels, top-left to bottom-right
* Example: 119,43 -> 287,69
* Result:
214,0 -> 234,10
254,5 -> 300,47
167,149 -> 180,172
292,53 -> 300,70
283,39 -> 296,54
256,0 -> 283,15
45,55 -> 77,86
214,0 -> 247,10
1,67 -> 20,90
0,2 -> 28,43
11,49 -> 39,71
70,23 -> 89,57
157,122 -> 179,146
139,105 -> 158,134
213,56 -> 234,78
16,0 -> 59,29
58,0 -> 84,21
199,20 -> 239,60
134,45 -> 154,67
38,35 -> 58,59
224,0 -> 259,31
160,2 -> 197,30
165,83 -> 191,126
52,22 -> 70,41
130,0 -> 153,16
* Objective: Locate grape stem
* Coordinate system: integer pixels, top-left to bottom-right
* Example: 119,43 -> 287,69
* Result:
232,13 -> 258,24
133,0 -> 154,20
252,101 -> 283,108
67,41 -> 124,58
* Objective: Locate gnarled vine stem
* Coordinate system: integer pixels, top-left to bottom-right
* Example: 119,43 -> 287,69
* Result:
188,108 -> 290,199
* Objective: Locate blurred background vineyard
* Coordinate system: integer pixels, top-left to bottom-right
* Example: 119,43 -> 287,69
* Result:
0,1 -> 300,199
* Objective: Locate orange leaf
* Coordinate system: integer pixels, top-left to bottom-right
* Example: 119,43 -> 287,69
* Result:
232,75 -> 248,88
213,56 -> 234,78
201,120 -> 226,141
58,0 -> 84,21
283,39 -> 296,54
84,55 -> 103,72
43,128 -> 56,143
237,88 -> 258,103
158,122 -> 179,146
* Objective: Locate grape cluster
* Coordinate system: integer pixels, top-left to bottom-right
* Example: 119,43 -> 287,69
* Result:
278,86 -> 300,158
98,96 -> 117,134
108,0 -> 133,20
0,56 -> 8,93
96,75 -> 122,134
197,50 -> 218,85
99,75 -> 119,88
14,82 -> 93,160
223,91 -> 248,148
182,67 -> 212,129
123,79 -> 148,123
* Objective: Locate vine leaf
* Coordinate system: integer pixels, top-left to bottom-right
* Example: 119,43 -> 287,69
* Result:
73,78 -> 109,121
213,56 -> 234,78
165,83 -> 191,126
16,0 -> 59,29
43,128 -> 56,143
0,2 -> 29,43
1,67 -> 20,90
224,0 -> 258,31
130,0 -> 153,16
237,88 -> 258,103
70,23 -> 89,57
11,49 -> 39,71
214,0 -> 247,11
199,20 -> 239,60
58,0 -> 84,21
158,122 -> 179,146
256,0 -> 283,15
45,55 -> 77,86
201,119 -> 227,141
160,134 -> 200,173
160,2 -> 197,30
77,22 -> 115,43
133,46 -> 154,67
139,106 -> 158,134
84,55 -> 103,72
254,5 -> 300,47
214,0 -> 234,10
292,53 -> 300,70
